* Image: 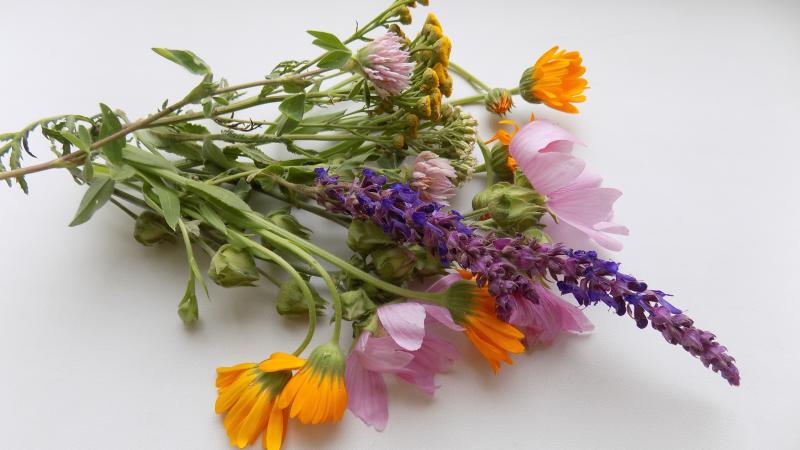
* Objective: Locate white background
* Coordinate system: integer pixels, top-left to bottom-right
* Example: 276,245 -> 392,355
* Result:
1,0 -> 798,449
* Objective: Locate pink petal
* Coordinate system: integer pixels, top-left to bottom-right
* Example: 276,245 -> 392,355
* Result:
422,304 -> 463,331
515,152 -> 585,196
357,333 -> 414,373
424,272 -> 463,293
594,221 -> 630,235
509,120 -> 582,156
396,335 -> 459,395
345,352 -> 391,431
549,187 -> 622,225
378,302 -> 427,351
535,285 -> 594,336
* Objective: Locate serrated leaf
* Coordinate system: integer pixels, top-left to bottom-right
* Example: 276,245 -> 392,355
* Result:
98,104 -> 125,165
202,139 -> 234,169
307,30 -> 347,51
69,175 -> 115,226
278,94 -> 306,121
152,48 -> 211,75
318,50 -> 352,69
154,186 -> 180,230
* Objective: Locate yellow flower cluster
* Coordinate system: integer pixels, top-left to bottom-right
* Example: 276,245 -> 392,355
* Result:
410,13 -> 453,121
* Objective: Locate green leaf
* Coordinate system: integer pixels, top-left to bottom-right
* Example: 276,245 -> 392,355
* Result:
111,164 -> 136,181
69,175 -> 115,226
78,125 -> 92,148
184,179 -> 252,212
281,79 -> 310,94
154,186 -> 180,230
318,50 -> 352,69
197,202 -> 228,235
202,139 -> 234,169
278,94 -> 306,121
122,145 -> 176,171
98,104 -> 124,165
152,48 -> 211,75
307,30 -> 347,51
61,131 -> 89,152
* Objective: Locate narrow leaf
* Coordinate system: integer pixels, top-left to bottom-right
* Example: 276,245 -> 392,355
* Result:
154,186 -> 181,230
69,175 -> 115,226
152,48 -> 211,75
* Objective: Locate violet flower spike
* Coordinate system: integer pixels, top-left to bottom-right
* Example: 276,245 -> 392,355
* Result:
314,168 -> 740,385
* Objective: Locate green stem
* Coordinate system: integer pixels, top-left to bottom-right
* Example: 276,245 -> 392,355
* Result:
447,93 -> 485,107
258,230 -> 344,342
228,228 -> 317,355
448,62 -> 491,93
250,213 -> 445,304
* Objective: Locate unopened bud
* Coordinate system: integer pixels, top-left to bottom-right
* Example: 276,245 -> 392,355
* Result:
134,211 -> 174,246
372,246 -> 416,282
267,209 -> 312,239
276,278 -> 327,316
485,88 -> 514,115
208,244 -> 260,287
347,220 -> 393,255
341,289 -> 376,321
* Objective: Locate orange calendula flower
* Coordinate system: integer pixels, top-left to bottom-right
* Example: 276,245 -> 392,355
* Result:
215,352 -> 305,450
449,270 -> 526,373
519,46 -> 587,113
276,342 -> 348,425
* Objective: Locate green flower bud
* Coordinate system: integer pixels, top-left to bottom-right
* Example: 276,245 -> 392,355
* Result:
208,244 -> 260,287
472,183 -> 548,233
409,244 -> 445,277
393,134 -> 406,150
267,208 -> 312,239
133,211 -> 174,246
276,278 -> 327,316
372,246 -> 416,282
489,143 -> 515,182
341,288 -> 376,321
347,220 -> 393,255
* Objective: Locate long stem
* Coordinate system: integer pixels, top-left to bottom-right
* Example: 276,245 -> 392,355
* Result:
449,62 -> 491,93
250,213 -> 445,303
227,228 -> 317,355
258,230 -> 344,342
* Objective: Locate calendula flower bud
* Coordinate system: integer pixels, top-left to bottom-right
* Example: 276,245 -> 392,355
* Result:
487,142 -> 515,182
347,219 -> 393,255
276,278 -> 327,316
340,288 -> 376,321
266,209 -> 312,239
485,88 -> 514,116
372,246 -> 416,282
133,210 -> 174,246
409,244 -> 446,277
425,12 -> 442,29
208,244 -> 260,287
472,183 -> 548,232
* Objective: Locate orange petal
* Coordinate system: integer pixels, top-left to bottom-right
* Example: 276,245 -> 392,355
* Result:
259,353 -> 306,372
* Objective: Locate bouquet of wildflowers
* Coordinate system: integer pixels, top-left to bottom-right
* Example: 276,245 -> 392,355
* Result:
0,1 -> 739,448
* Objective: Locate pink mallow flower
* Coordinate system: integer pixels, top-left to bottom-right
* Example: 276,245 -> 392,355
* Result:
357,32 -> 413,98
345,302 -> 460,431
508,119 -> 629,251
508,284 -> 594,346
410,151 -> 457,204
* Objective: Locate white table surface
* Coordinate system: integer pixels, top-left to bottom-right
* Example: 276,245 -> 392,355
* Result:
2,0 -> 798,448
